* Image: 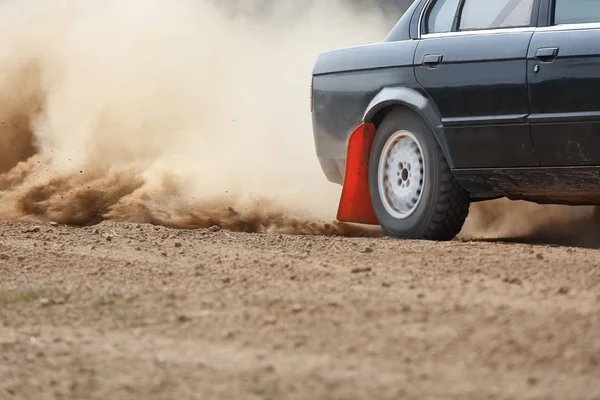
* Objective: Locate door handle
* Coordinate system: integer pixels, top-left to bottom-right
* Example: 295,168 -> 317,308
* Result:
535,47 -> 559,62
423,54 -> 443,67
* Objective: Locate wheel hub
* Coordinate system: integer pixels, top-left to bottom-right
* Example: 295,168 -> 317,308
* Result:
377,130 -> 425,219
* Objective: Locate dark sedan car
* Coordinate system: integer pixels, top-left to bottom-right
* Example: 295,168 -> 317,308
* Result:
311,0 -> 600,240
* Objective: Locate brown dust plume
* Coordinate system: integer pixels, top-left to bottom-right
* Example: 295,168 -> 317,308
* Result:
459,199 -> 600,248
0,0 -> 390,236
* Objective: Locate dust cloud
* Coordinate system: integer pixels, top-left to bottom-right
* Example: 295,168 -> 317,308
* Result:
0,0 -> 596,244
460,200 -> 600,248
0,0 -> 388,236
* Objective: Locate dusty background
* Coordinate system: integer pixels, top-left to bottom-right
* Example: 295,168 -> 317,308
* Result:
1,0 -> 600,399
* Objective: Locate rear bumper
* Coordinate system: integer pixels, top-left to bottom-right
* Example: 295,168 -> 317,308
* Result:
317,157 -> 346,185
312,112 -> 354,185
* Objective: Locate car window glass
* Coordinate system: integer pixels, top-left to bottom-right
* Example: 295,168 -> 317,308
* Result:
555,0 -> 600,25
459,0 -> 534,30
426,0 -> 460,34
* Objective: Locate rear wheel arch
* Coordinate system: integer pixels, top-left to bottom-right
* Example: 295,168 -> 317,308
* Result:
363,88 -> 455,169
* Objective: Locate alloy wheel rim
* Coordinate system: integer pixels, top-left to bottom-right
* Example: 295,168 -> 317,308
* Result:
377,130 -> 425,219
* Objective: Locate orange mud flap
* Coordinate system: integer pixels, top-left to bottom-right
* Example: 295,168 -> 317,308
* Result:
336,122 -> 380,225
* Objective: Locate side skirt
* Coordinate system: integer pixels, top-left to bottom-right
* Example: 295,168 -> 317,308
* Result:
453,166 -> 600,205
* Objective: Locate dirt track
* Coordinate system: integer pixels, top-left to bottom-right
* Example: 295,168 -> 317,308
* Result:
1,219 -> 599,400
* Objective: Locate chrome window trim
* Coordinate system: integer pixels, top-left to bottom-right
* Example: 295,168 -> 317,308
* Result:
417,0 -> 435,39
417,0 -> 536,40
422,26 -> 534,39
536,22 -> 600,32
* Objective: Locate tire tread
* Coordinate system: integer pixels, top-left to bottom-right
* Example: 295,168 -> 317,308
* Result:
421,140 -> 470,241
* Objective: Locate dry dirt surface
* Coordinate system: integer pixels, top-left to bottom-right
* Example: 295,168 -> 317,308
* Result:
1,220 -> 600,400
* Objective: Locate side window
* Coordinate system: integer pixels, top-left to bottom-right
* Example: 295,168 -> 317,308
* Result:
459,0 -> 535,31
555,0 -> 600,25
425,0 -> 460,34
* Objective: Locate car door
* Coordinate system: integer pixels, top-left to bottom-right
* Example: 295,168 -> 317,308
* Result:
527,0 -> 600,166
414,0 -> 539,169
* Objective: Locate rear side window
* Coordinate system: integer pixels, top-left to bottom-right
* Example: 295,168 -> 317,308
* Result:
459,0 -> 535,30
426,0 -> 461,34
554,0 -> 600,25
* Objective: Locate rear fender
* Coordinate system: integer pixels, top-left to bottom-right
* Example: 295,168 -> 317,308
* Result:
363,87 -> 453,168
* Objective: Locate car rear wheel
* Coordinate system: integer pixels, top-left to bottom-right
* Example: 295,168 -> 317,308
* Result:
368,108 -> 470,240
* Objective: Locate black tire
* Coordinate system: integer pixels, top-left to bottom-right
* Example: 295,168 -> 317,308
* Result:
368,107 -> 470,240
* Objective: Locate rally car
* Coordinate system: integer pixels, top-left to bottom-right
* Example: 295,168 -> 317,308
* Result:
311,0 -> 600,240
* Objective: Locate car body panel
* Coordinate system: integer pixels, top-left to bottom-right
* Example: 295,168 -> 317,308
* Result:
415,29 -> 538,168
311,2 -> 421,185
527,24 -> 600,166
362,86 -> 453,168
311,41 -> 416,76
387,0 -> 422,41
311,41 -> 419,184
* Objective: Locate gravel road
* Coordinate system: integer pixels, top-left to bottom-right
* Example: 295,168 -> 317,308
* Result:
1,220 -> 599,400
